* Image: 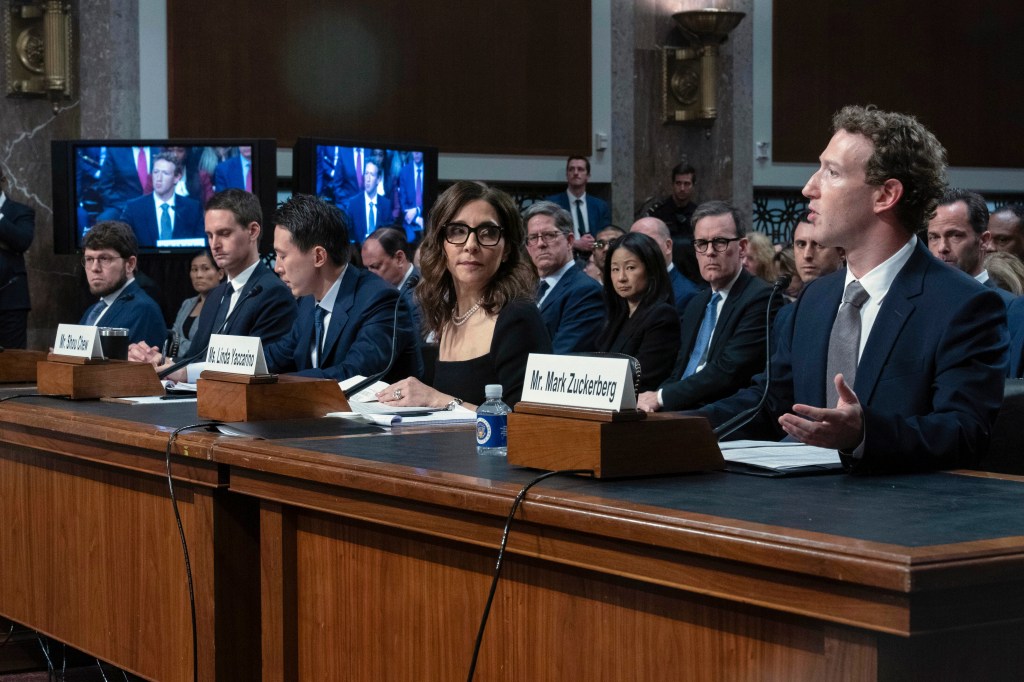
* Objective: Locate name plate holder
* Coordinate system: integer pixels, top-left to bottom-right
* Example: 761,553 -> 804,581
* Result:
37,325 -> 163,399
507,354 -> 723,478
196,371 -> 351,422
0,349 -> 48,383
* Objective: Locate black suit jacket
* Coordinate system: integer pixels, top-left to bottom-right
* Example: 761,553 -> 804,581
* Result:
0,196 -> 34,311
182,261 -> 297,361
120,193 -> 204,246
597,301 -> 681,392
660,269 -> 779,410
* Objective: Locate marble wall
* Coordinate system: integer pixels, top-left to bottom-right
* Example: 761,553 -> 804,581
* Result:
0,0 -> 139,349
610,0 -> 754,229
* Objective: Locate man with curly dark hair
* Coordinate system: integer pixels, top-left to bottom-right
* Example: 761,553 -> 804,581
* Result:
697,105 -> 1008,473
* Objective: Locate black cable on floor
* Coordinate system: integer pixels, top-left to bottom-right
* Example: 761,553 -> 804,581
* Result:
466,468 -> 592,682
164,421 -> 223,682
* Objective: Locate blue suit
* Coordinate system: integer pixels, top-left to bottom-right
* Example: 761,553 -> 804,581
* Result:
397,161 -> 426,240
80,280 -> 166,348
343,192 -> 393,244
538,263 -> 605,354
182,261 -> 297,362
544,192 -> 611,236
264,267 -> 422,382
697,242 -> 1008,473
668,266 -> 700,320
330,147 -> 365,206
120,194 -> 204,247
95,147 -> 149,221
214,156 -> 249,192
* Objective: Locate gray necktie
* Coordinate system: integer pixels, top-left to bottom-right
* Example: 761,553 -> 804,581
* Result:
825,280 -> 870,407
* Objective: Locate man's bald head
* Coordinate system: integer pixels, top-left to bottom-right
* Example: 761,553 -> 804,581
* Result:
630,217 -> 672,265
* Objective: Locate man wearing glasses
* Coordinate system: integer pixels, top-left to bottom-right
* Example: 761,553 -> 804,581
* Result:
523,201 -> 604,354
637,200 -> 779,412
78,220 -> 167,347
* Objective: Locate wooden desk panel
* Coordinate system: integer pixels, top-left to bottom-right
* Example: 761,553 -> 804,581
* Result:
0,398 -> 259,681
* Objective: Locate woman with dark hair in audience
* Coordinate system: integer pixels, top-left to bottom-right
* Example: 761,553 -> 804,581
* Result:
378,181 -> 551,409
596,232 -> 681,392
170,249 -> 224,357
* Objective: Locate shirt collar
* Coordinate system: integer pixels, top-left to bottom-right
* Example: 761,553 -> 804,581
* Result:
317,265 -> 347,311
543,259 -> 575,288
845,234 -> 917,303
101,277 -> 135,306
711,267 -> 743,299
229,259 -> 260,292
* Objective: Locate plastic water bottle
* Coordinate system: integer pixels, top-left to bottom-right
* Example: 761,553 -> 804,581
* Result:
476,384 -> 510,456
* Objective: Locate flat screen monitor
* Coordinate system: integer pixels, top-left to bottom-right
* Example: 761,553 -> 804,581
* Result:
292,138 -> 438,245
51,139 -> 277,254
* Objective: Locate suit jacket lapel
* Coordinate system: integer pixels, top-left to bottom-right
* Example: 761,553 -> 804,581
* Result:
539,266 -> 573,313
853,245 -> 925,404
321,267 -> 356,362
796,274 -> 844,406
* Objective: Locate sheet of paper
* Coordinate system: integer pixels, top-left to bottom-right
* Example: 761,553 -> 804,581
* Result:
719,439 -> 841,470
329,405 -> 477,427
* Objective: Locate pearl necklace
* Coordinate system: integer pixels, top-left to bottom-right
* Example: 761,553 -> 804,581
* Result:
452,298 -> 483,327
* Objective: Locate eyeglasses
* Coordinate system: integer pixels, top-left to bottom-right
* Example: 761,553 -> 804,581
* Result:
526,231 -> 566,246
444,222 -> 503,246
82,255 -> 124,268
593,239 -> 614,250
693,237 -> 742,253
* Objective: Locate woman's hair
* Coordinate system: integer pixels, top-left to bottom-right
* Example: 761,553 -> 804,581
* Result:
417,181 -> 536,333
191,249 -> 218,269
984,251 -> 1024,296
744,231 -> 778,283
601,232 -> 672,328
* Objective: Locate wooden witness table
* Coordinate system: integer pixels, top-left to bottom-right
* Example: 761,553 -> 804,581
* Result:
0,395 -> 260,681
3,396 -> 1024,679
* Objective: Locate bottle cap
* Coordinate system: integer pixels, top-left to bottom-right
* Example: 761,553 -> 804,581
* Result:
484,384 -> 502,399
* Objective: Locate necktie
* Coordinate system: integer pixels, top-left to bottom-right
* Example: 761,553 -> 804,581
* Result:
415,165 -> 423,206
825,280 -> 870,406
210,287 -> 232,334
683,292 -> 722,378
312,305 -> 327,368
574,199 -> 586,239
84,300 -> 107,326
536,280 -> 550,304
369,201 -> 376,234
356,149 -> 364,189
159,203 -> 172,240
136,149 -> 151,194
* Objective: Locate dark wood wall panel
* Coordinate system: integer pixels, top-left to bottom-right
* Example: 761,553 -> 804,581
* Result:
168,0 -> 591,155
773,2 -> 1024,168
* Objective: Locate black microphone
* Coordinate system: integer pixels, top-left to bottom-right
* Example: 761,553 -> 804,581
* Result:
343,275 -> 419,398
713,274 -> 791,440
157,284 -> 263,379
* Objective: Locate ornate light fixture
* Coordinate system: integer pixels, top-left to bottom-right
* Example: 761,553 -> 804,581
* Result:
662,8 -> 745,125
4,0 -> 74,113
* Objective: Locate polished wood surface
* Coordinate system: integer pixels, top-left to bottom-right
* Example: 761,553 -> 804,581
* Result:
36,358 -> 164,399
0,349 -> 46,383
0,398 -> 259,681
197,373 -> 349,422
213,433 -> 1024,680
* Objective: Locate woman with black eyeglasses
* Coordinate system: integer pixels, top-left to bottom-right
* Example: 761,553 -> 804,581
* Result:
378,181 -> 551,409
595,232 -> 681,392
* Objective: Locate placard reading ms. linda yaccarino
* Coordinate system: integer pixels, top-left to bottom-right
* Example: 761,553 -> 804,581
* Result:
520,354 -> 636,411
204,334 -> 268,376
52,323 -> 102,359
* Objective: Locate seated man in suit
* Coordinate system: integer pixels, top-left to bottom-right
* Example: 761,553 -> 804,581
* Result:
0,170 -> 35,348
120,152 -> 204,246
545,156 -> 611,259
697,105 -> 1007,473
927,187 -> 1015,308
637,201 -> 779,413
630,217 -> 700,320
129,189 -> 297,379
523,201 -> 604,354
214,145 -> 253,192
344,161 -> 393,244
78,221 -> 166,347
264,194 -> 421,382
362,227 -> 423,337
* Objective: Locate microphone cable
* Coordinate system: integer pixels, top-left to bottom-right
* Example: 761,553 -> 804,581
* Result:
714,274 -> 791,440
466,467 -> 592,682
343,275 -> 419,398
164,420 -> 224,682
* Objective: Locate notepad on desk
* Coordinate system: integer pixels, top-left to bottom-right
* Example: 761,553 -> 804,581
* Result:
719,440 -> 843,477
335,376 -> 475,426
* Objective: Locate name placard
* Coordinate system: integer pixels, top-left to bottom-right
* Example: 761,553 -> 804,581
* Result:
204,334 -> 268,376
520,354 -> 636,411
52,324 -> 102,359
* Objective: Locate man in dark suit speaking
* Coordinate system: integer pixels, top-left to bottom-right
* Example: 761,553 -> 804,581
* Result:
264,194 -> 421,382
120,152 -> 203,246
637,201 -> 779,413
697,106 -> 1007,473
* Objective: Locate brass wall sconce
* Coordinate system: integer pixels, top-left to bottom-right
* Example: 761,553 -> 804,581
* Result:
662,8 -> 744,125
4,0 -> 74,113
